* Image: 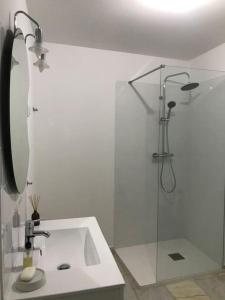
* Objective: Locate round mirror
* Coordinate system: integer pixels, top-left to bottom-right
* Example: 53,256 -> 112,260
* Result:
1,29 -> 29,194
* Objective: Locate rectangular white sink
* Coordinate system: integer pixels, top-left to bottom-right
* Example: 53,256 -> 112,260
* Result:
7,217 -> 125,300
39,227 -> 100,271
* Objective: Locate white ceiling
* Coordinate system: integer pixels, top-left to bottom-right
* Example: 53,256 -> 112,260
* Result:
27,0 -> 225,60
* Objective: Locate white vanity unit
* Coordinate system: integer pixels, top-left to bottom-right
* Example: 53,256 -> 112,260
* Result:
7,217 -> 125,300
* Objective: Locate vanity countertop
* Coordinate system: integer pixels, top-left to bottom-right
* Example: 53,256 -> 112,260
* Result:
6,217 -> 125,300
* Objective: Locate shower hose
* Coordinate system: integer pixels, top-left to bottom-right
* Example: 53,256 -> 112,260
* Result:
160,121 -> 176,193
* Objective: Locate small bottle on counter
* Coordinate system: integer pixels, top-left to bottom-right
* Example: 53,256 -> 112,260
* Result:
13,208 -> 20,228
31,210 -> 40,226
23,250 -> 33,268
29,194 -> 41,226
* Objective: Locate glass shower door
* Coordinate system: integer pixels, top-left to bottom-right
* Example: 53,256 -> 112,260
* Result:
156,66 -> 225,282
114,77 -> 161,286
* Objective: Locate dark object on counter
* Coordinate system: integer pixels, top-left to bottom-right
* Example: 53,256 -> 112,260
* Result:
32,210 -> 40,226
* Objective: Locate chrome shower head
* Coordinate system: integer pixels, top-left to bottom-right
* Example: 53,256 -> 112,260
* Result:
181,82 -> 199,91
167,101 -> 176,109
167,101 -> 176,119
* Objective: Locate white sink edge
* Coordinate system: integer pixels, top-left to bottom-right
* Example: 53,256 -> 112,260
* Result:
6,217 -> 125,300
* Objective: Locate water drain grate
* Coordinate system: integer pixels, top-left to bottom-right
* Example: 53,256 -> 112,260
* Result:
57,263 -> 71,270
168,253 -> 185,261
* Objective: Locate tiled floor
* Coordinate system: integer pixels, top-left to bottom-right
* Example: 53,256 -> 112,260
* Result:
114,252 -> 225,300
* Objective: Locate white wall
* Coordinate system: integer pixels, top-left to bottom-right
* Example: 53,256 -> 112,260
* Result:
189,45 -> 225,265
114,82 -> 159,247
184,76 -> 225,264
114,81 -> 190,248
31,42 -> 188,245
191,43 -> 225,71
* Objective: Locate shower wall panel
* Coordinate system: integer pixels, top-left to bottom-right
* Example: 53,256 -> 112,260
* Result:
115,81 -> 158,247
157,66 -> 225,281
114,81 -> 188,248
184,77 -> 225,264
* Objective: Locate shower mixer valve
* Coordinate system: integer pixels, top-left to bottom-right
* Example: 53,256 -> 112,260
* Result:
152,152 -> 174,158
160,117 -> 170,122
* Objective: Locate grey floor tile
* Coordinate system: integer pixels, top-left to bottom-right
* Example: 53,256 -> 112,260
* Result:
124,279 -> 138,300
194,274 -> 225,300
134,285 -> 175,300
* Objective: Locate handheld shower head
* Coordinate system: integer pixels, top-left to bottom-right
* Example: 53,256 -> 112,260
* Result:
167,101 -> 176,109
167,101 -> 176,119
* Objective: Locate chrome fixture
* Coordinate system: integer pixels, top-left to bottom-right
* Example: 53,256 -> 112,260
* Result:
128,64 -> 165,84
25,33 -> 35,43
157,72 -> 199,193
128,66 -> 199,193
14,11 -> 49,72
33,53 -> 50,72
28,28 -> 48,58
181,82 -> 199,91
167,101 -> 176,119
25,220 -> 50,250
152,152 -> 174,158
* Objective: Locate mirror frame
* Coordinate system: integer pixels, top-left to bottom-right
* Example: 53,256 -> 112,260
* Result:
0,29 -> 29,193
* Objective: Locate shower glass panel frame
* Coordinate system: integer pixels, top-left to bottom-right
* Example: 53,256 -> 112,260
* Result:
114,64 -> 225,286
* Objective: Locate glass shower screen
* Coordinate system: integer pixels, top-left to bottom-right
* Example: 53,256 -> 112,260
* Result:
114,65 -> 225,286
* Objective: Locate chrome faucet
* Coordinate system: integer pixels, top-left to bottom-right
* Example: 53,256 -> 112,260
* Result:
25,220 -> 50,250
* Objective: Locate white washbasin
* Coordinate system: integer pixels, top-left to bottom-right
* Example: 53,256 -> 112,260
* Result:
7,217 -> 125,300
38,227 -> 100,271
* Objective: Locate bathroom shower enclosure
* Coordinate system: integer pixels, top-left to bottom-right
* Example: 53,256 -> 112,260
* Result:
114,65 -> 225,286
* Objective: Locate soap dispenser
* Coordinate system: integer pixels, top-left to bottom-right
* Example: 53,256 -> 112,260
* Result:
23,236 -> 33,268
23,250 -> 33,268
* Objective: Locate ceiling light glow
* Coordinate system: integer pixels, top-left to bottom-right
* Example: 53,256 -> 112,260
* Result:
141,0 -> 211,13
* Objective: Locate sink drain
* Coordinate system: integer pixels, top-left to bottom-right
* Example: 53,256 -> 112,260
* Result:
57,263 -> 71,270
